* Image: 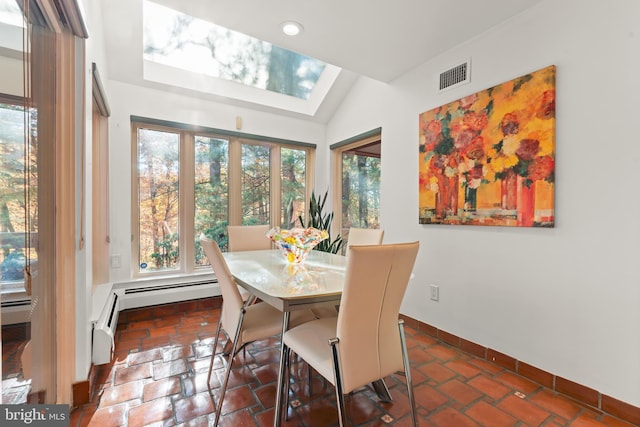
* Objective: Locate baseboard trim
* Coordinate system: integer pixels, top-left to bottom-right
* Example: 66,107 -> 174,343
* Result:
399,314 -> 640,426
72,380 -> 90,408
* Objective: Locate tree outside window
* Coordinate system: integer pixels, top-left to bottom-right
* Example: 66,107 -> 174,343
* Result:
341,144 -> 381,231
133,120 -> 313,275
0,101 -> 38,291
137,128 -> 180,271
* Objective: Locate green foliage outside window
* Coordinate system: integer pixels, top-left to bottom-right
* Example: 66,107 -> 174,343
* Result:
341,152 -> 381,230
137,123 -> 312,271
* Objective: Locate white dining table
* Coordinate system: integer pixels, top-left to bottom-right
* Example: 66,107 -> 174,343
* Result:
222,248 -> 349,313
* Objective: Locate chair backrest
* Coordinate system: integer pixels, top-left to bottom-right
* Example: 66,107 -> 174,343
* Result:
336,241 -> 419,393
227,225 -> 272,252
200,236 -> 244,338
345,227 -> 384,256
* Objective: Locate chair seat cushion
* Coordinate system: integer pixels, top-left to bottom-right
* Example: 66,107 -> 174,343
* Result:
283,317 -> 338,385
241,302 -> 285,343
242,303 -> 316,345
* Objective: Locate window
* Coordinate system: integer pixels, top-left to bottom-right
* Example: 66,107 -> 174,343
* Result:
241,143 -> 270,224
331,129 -> 381,239
133,118 -> 314,276
136,127 -> 181,272
194,135 -> 229,266
0,96 -> 37,294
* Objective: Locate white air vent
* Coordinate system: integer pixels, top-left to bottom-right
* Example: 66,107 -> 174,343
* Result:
439,59 -> 471,91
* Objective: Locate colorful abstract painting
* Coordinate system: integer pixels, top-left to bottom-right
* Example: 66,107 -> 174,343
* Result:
418,65 -> 555,227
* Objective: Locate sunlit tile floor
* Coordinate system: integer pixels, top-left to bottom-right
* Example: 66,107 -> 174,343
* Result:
2,325 -> 31,405
66,299 -> 634,426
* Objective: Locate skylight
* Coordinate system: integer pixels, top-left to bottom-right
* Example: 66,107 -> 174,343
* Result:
143,0 -> 327,101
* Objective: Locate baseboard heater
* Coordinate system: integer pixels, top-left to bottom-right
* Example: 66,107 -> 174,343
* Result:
1,299 -> 32,325
91,279 -> 218,365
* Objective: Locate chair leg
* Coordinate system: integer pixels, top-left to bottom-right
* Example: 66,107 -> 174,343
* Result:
329,337 -> 347,427
213,309 -> 246,427
371,379 -> 392,402
274,311 -> 291,427
284,347 -> 292,420
207,316 -> 224,388
398,320 -> 418,427
221,339 -> 233,356
275,342 -> 291,426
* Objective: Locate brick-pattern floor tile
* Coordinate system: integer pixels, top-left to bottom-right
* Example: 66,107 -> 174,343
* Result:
466,400 -> 518,427
152,358 -> 188,380
52,298 -> 637,427
467,374 -> 512,401
430,407 -> 480,427
438,379 -> 483,406
174,391 -> 216,423
114,362 -> 152,385
142,376 -> 182,402
498,394 -> 553,425
417,362 -> 457,384
530,388 -> 583,420
127,397 -> 173,427
99,380 -> 143,407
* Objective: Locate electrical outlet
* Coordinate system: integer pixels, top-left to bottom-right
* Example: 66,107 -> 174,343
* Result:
110,254 -> 122,269
430,284 -> 439,301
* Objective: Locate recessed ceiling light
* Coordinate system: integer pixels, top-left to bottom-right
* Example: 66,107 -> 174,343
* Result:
281,21 -> 303,36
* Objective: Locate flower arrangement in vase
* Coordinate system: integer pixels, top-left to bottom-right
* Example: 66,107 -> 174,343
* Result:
266,226 -> 328,264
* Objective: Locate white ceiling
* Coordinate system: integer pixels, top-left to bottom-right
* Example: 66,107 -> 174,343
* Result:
101,0 -> 545,122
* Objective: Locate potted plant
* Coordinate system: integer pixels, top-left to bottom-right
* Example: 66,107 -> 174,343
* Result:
298,190 -> 345,254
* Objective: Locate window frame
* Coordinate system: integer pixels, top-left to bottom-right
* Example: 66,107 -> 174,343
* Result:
131,116 -> 315,278
91,63 -> 111,286
330,128 -> 382,238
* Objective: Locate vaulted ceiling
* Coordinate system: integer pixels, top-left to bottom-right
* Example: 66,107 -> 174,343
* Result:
101,0 -> 545,123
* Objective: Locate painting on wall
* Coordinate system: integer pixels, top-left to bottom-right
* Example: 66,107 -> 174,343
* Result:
418,65 -> 555,227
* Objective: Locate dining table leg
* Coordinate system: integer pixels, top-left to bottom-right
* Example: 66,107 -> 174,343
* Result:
274,311 -> 291,427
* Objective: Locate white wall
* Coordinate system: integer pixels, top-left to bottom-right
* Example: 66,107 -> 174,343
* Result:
106,81 -> 327,283
326,0 -> 640,407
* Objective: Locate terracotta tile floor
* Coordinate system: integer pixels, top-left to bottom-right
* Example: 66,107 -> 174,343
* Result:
2,323 -> 32,404
69,299 -> 636,426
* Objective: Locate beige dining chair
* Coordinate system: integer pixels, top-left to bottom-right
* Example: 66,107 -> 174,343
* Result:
200,236 -> 315,426
226,224 -> 271,304
276,241 -> 420,427
345,227 -> 384,256
227,224 -> 271,251
311,227 -> 384,319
